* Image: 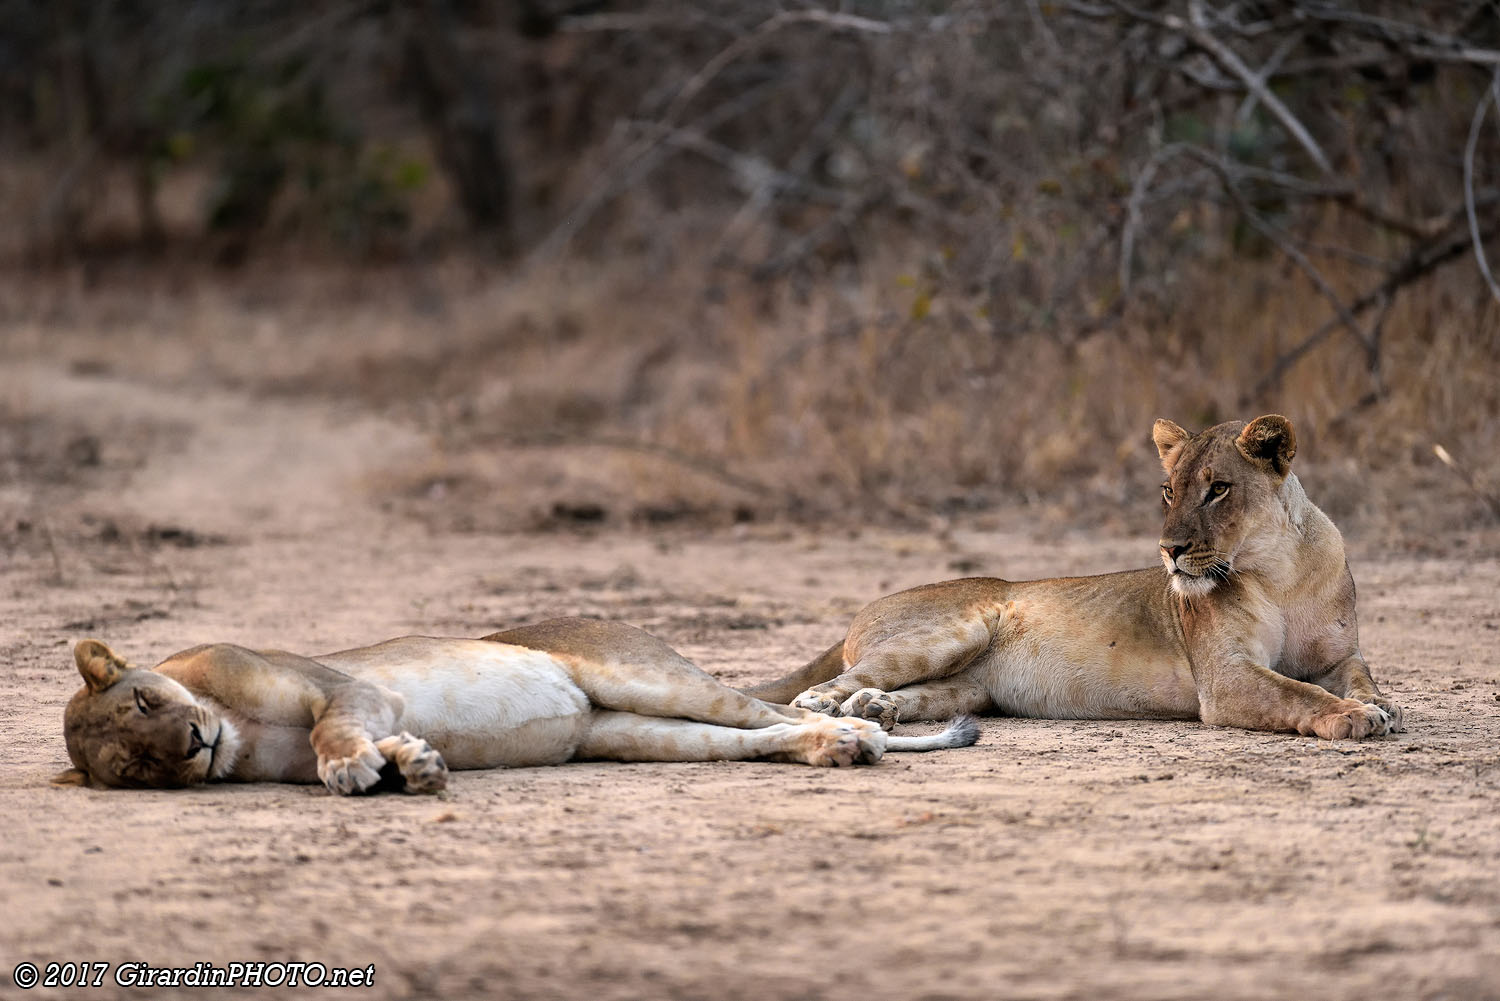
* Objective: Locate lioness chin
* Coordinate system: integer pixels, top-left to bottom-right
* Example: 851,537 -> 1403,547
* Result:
54,618 -> 979,794
747,415 -> 1403,741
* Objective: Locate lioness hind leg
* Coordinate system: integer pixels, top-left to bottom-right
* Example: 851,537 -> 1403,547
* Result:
841,672 -> 995,729
490,617 -> 803,729
576,711 -> 886,766
794,613 -> 994,716
565,655 -> 805,729
374,732 -> 448,793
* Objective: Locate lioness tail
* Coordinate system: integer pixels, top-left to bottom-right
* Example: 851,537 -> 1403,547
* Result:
885,715 -> 981,752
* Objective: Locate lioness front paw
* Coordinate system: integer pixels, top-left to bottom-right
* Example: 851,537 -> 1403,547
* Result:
801,717 -> 887,767
317,737 -> 386,795
1307,700 -> 1395,740
792,684 -> 848,716
375,732 -> 448,793
1369,698 -> 1406,733
840,688 -> 899,731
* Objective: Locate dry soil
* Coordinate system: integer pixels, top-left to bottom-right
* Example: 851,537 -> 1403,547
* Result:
2,354 -> 1499,1001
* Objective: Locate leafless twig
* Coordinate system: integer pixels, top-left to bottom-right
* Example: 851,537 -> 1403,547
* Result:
1246,225 -> 1492,402
1464,68 -> 1500,305
1124,144 -> 1366,352
1120,142 -> 1189,296
662,9 -> 892,128
40,513 -> 66,585
717,82 -> 861,264
528,80 -> 781,264
1234,29 -> 1304,125
1164,8 -> 1334,175
1434,445 -> 1500,521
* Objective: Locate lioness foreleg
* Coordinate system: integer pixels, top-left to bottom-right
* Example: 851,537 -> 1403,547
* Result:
1199,661 -> 1396,740
841,671 -> 995,730
309,681 -> 409,794
1307,653 -> 1404,732
166,645 -> 412,794
575,710 -> 886,766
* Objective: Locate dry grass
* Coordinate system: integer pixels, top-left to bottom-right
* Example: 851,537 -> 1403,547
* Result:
6,5 -> 1495,547
3,238 -> 1496,545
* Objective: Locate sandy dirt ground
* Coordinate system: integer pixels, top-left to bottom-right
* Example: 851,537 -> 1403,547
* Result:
3,354 -> 1500,1001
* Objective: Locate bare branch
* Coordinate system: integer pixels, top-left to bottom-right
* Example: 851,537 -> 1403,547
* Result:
528,80 -> 782,264
1134,145 -> 1373,365
1433,445 -> 1500,522
1025,0 -> 1065,59
1120,142 -> 1189,296
1298,4 -> 1473,51
1246,225 -> 1492,403
662,10 -> 892,128
1161,11 -> 1334,175
753,192 -> 878,280
1226,188 -> 1372,356
1407,44 -> 1500,67
559,11 -> 732,34
532,10 -> 893,266
651,125 -> 845,203
1464,69 -> 1500,305
1234,30 -> 1304,125
717,82 -> 862,264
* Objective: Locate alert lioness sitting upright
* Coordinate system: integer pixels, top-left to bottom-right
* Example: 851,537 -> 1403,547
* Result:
747,415 -> 1403,741
54,617 -> 978,794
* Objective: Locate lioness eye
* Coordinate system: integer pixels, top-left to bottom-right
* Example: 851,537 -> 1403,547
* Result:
1161,484 -> 1173,503
1210,482 -> 1230,497
133,689 -> 151,715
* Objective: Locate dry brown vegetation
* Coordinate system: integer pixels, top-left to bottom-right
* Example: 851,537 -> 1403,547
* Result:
5,2 -> 1499,537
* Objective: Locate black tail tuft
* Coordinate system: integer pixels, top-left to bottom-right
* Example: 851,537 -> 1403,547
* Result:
885,714 -> 982,752
945,714 -> 982,748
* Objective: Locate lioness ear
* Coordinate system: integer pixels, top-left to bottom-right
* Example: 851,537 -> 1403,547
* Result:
51,767 -> 91,787
1236,414 -> 1297,477
1152,419 -> 1190,465
74,639 -> 128,693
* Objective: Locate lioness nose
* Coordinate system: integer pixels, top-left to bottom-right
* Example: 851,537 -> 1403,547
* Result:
1161,542 -> 1188,560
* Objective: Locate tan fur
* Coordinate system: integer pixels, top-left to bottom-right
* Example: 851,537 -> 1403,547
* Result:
778,415 -> 1403,741
737,640 -> 846,705
55,619 -> 979,795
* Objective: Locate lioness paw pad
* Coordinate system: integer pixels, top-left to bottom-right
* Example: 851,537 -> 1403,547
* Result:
802,717 -> 887,767
840,688 -> 899,731
792,689 -> 846,716
375,732 -> 448,793
1372,700 -> 1406,732
317,735 -> 386,795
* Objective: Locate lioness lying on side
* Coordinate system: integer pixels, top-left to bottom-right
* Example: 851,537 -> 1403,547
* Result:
746,415 -> 1403,741
54,617 -> 979,793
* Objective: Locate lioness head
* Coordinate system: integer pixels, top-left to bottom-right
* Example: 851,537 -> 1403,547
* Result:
54,640 -> 236,789
1151,414 -> 1298,598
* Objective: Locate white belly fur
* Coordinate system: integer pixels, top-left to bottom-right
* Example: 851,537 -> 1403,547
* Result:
319,638 -> 591,768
